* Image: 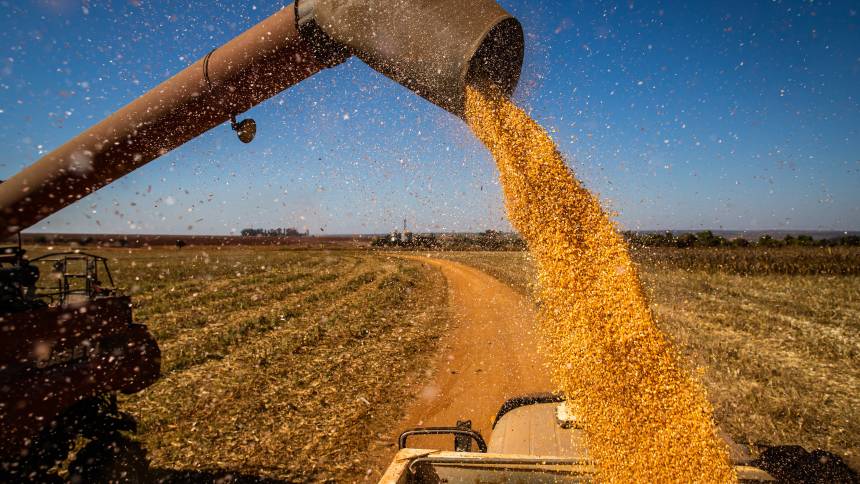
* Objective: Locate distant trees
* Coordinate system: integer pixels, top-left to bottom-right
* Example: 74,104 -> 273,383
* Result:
240,228 -> 309,237
371,230 -> 859,251
757,234 -> 779,247
372,230 -> 526,251
372,230 -> 436,248
623,231 -> 860,248
730,237 -> 750,248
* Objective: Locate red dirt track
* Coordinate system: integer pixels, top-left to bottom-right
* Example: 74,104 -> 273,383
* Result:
388,256 -> 552,452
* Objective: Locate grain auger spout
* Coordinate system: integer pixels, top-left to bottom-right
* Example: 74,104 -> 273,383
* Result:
0,0 -> 523,238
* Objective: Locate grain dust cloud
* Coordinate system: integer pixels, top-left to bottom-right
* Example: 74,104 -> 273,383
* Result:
465,86 -> 736,482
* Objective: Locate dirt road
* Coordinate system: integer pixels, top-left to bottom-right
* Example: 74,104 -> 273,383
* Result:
390,256 -> 552,451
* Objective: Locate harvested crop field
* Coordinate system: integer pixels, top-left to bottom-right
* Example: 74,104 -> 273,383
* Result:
435,247 -> 860,470
40,247 -> 451,482
22,245 -> 858,478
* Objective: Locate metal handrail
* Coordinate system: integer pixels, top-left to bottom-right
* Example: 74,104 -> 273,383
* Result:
398,427 -> 488,453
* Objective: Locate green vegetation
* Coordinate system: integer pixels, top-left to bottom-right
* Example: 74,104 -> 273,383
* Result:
371,230 -> 859,252
634,246 -> 860,275
372,229 -> 525,250
239,227 -> 309,237
624,230 -> 860,249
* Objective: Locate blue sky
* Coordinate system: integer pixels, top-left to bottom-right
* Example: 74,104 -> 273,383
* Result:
1,0 -> 858,235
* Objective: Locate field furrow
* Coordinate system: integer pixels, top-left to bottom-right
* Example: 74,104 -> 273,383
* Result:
117,250 -> 449,482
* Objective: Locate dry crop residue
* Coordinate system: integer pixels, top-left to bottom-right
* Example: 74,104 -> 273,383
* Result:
465,87 -> 735,482
111,248 -> 449,481
434,248 -> 860,469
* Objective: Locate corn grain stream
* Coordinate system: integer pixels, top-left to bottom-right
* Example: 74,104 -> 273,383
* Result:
465,87 -> 736,482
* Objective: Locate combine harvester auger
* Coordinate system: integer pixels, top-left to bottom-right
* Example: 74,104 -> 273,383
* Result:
1,1 -> 841,482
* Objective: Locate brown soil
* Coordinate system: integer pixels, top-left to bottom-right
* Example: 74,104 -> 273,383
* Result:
383,256 -> 552,454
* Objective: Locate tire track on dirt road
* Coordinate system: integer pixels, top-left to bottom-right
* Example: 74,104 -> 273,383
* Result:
388,256 -> 552,453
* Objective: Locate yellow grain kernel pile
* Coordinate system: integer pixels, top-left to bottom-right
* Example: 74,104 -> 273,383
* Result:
464,86 -> 736,482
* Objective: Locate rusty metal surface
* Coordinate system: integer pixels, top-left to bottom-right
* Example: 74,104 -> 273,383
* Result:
487,402 -> 589,458
0,4 -> 330,238
301,0 -> 523,117
0,296 -> 132,367
0,296 -> 160,460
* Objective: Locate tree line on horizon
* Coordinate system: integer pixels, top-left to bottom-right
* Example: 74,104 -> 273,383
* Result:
372,229 -> 526,251
622,230 -> 860,248
17,229 -> 858,250
372,229 -> 859,251
239,227 -> 309,237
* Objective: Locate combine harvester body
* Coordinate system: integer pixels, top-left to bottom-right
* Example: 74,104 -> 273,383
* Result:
0,247 -> 160,478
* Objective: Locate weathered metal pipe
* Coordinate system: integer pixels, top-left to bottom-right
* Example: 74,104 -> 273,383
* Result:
0,5 -> 330,238
297,0 -> 524,117
0,0 -> 523,238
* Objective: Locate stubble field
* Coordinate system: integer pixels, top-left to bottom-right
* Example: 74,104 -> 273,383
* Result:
27,244 -> 859,479
436,247 -> 860,470
42,247 -> 450,482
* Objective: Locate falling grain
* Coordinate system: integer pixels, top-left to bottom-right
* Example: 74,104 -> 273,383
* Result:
465,86 -> 736,482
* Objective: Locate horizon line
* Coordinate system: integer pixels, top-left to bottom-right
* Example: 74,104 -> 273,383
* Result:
14,228 -> 860,238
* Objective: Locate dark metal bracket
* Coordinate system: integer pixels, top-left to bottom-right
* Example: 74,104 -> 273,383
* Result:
203,48 -> 256,144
